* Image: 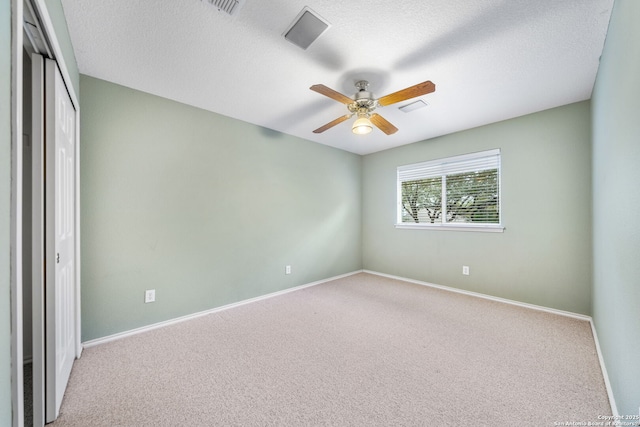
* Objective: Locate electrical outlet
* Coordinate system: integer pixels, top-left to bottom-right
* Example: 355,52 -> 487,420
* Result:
144,289 -> 156,303
462,266 -> 470,276
285,265 -> 291,275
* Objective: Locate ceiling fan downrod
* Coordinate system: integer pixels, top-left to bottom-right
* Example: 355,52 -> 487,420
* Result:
355,80 -> 369,91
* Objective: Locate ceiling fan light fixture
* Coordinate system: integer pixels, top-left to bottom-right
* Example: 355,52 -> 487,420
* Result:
352,115 -> 373,135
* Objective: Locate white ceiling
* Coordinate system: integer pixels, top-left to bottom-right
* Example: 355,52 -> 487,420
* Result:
60,0 -> 613,155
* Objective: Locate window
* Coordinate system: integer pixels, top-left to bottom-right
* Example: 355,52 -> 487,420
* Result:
396,149 -> 503,232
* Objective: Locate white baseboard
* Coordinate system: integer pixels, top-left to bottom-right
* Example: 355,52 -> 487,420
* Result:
363,270 -> 592,321
363,269 -> 618,416
82,270 -> 363,349
589,321 -> 619,417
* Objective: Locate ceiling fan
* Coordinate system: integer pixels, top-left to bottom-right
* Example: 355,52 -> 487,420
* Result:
310,79 -> 436,135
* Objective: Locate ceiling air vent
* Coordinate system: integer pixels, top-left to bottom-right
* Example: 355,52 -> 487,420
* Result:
399,100 -> 429,113
283,7 -> 330,50
207,0 -> 245,16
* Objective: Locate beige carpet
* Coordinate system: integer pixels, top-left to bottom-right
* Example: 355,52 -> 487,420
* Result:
51,273 -> 610,426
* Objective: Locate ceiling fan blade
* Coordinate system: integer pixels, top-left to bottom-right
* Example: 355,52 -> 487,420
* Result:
377,80 -> 436,107
370,113 -> 398,135
313,114 -> 353,134
310,84 -> 354,105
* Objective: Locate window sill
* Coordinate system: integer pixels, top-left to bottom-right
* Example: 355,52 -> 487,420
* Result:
395,224 -> 505,233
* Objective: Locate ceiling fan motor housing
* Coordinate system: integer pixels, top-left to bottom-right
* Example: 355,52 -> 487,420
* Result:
350,81 -> 376,114
354,90 -> 373,102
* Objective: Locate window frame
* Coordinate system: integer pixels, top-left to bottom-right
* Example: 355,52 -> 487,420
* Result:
395,149 -> 504,232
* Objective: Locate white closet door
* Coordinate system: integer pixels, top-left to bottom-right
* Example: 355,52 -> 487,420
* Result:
44,57 -> 77,423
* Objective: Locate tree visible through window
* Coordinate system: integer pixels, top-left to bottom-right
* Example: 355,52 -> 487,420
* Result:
398,150 -> 501,228
401,177 -> 442,223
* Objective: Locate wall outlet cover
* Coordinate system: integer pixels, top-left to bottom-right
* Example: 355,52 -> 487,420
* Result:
145,289 -> 156,303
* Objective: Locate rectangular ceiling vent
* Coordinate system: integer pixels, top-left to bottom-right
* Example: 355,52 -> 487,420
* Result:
207,0 -> 246,16
283,7 -> 330,50
399,100 -> 429,113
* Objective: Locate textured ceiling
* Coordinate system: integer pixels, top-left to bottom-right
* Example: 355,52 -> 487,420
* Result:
60,0 -> 613,155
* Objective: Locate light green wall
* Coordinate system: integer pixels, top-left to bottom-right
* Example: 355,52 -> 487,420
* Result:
80,75 -> 362,341
1,1 -> 13,424
592,0 -> 640,416
363,102 -> 592,315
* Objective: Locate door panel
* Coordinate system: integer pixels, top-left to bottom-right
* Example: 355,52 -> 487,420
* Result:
45,57 -> 76,423
31,51 -> 45,427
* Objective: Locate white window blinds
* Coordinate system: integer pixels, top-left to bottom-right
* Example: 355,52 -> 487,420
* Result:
397,149 -> 502,230
397,149 -> 501,181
